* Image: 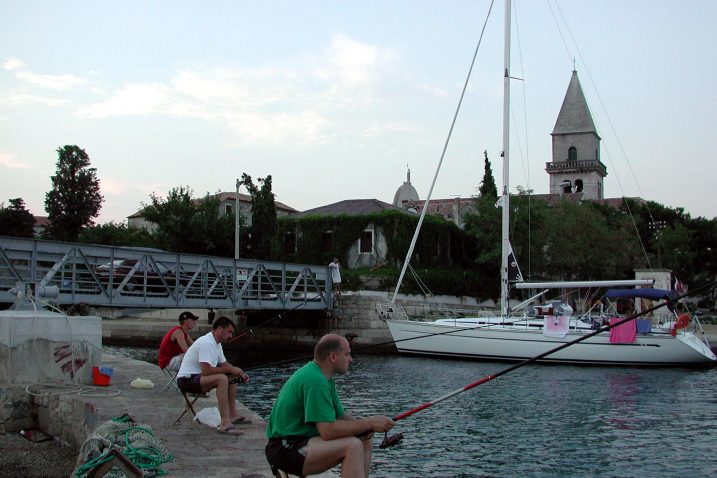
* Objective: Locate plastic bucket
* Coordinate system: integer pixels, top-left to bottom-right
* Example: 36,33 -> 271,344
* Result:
92,366 -> 113,386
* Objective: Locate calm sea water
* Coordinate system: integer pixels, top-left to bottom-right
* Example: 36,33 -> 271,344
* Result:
108,346 -> 717,477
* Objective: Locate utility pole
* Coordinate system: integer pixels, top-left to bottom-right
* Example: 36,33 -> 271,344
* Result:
235,178 -> 241,260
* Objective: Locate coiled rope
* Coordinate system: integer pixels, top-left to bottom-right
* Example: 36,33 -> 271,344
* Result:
74,415 -> 173,477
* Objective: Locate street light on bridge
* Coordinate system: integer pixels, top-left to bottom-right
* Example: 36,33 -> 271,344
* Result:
235,178 -> 242,260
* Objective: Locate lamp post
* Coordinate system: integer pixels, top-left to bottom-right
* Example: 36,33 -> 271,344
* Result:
235,178 -> 241,260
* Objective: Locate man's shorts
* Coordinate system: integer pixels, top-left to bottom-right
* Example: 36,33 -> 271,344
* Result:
167,353 -> 184,372
265,436 -> 310,476
176,374 -> 203,394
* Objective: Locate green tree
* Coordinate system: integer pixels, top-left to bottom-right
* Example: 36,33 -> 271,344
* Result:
241,173 -> 278,260
464,194 -> 501,297
141,186 -> 236,256
478,150 -> 498,198
0,198 -> 35,238
464,195 -> 648,298
45,145 -> 103,241
78,221 -> 155,248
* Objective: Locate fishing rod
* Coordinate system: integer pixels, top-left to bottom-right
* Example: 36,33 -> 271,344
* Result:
228,294 -> 323,344
378,280 -> 717,449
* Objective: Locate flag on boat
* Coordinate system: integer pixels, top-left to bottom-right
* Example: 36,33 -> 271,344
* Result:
508,242 -> 524,283
674,277 -> 687,294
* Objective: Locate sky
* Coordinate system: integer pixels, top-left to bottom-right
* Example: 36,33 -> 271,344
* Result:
1,0 -> 716,224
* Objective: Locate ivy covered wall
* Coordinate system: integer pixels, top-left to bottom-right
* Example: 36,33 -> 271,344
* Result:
273,210 -> 477,270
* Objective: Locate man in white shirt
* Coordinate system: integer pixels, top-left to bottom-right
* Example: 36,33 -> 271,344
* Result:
329,257 -> 341,296
177,316 -> 250,435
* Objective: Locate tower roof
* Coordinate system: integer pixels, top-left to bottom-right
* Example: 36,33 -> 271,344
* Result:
552,70 -> 600,138
392,167 -> 420,207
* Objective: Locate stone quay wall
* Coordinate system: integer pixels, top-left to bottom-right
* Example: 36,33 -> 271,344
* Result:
99,290 -> 493,354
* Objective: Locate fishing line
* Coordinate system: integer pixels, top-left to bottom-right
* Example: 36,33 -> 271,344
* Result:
378,280 -> 716,448
244,316 -> 529,372
227,294 -> 323,344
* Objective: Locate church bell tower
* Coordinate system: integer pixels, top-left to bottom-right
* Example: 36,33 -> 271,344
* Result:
547,70 -> 607,199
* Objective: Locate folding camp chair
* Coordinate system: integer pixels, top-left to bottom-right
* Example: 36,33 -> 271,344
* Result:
173,389 -> 207,425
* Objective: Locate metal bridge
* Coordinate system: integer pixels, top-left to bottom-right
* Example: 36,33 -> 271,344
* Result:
0,236 -> 333,310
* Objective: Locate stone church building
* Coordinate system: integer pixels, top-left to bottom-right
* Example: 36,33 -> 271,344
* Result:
391,69 -> 634,228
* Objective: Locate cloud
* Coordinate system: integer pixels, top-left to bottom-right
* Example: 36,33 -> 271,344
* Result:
99,175 -> 169,196
3,57 -> 25,71
75,83 -> 173,118
3,57 -> 88,90
228,111 -> 329,146
0,94 -> 68,107
15,71 -> 89,91
0,151 -> 29,169
362,122 -> 415,138
324,33 -> 380,87
416,83 -> 448,98
71,34 -> 401,147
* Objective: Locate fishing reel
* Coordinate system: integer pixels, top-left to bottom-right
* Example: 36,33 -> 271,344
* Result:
379,432 -> 404,449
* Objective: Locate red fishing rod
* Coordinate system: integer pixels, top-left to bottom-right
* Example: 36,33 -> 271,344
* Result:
379,280 -> 716,448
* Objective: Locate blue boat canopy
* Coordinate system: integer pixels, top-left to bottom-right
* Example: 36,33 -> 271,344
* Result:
604,288 -> 676,300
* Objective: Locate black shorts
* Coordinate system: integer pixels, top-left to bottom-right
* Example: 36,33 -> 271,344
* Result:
177,374 -> 202,394
265,436 -> 310,477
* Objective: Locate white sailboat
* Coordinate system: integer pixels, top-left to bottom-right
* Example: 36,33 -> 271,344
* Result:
381,0 -> 716,367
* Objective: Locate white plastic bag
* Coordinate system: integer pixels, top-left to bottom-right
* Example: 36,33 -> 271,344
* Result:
194,407 -> 221,428
130,378 -> 155,389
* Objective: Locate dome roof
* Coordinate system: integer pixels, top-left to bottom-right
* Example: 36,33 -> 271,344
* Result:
393,169 -> 419,208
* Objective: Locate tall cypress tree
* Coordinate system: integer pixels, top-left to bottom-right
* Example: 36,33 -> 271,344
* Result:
241,173 -> 278,260
45,145 -> 103,242
478,150 -> 498,198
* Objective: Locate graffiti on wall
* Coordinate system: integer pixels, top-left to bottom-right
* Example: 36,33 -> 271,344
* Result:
53,343 -> 87,379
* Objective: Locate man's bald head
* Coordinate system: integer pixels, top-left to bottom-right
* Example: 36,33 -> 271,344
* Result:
314,334 -> 348,362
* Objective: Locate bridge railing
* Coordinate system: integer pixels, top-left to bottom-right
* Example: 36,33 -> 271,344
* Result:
0,236 -> 332,310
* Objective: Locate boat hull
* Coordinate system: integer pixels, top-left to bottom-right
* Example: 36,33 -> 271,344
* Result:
384,319 -> 716,366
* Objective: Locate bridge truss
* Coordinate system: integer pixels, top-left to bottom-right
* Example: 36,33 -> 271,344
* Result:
0,236 -> 332,311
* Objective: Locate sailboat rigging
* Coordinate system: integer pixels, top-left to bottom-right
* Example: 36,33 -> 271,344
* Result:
380,0 -> 716,367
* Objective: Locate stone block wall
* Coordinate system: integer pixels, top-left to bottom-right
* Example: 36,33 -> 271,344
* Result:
240,290 -> 492,354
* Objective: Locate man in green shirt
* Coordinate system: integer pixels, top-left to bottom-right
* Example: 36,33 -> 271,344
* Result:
265,334 -> 394,478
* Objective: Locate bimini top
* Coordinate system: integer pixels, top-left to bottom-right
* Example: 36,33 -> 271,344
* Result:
604,288 -> 676,301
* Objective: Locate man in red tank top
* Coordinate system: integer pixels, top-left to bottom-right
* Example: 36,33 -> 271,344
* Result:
158,311 -> 198,371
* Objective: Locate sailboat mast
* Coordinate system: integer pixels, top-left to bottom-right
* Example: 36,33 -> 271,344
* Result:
500,0 -> 512,317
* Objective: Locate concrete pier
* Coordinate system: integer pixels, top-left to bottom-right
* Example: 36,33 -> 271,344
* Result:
23,352 -> 336,477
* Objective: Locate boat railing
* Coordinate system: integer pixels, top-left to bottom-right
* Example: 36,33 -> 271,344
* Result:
377,301 -> 410,321
691,314 -> 712,348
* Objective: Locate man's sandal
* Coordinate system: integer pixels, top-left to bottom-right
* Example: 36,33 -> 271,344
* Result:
216,426 -> 243,436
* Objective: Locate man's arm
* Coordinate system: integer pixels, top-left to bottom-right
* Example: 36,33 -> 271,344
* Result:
172,329 -> 191,353
199,361 -> 249,382
315,414 -> 393,441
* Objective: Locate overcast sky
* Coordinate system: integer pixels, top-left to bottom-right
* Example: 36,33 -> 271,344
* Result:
2,0 -> 716,224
